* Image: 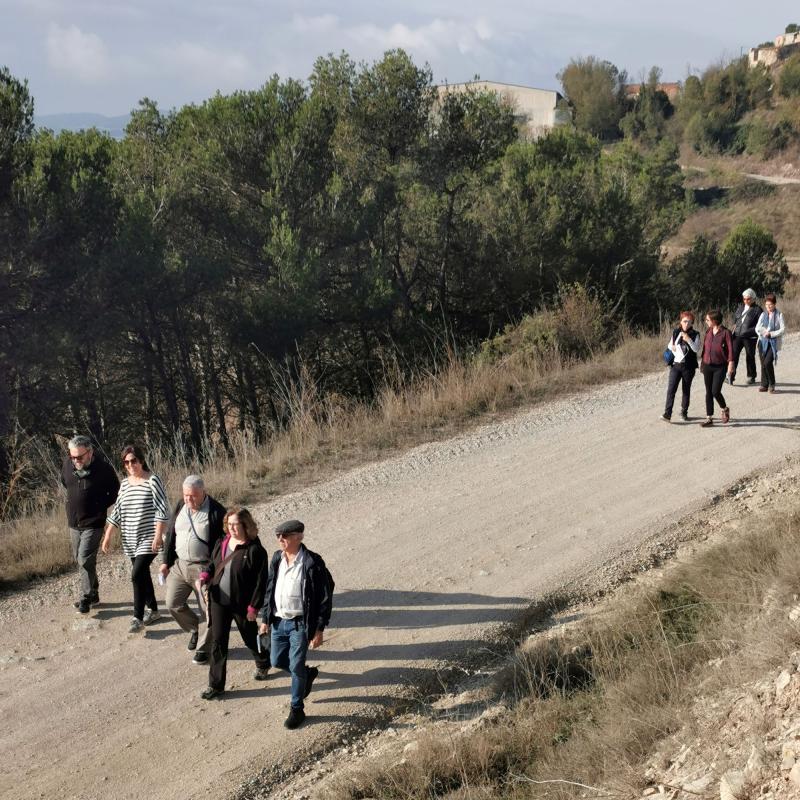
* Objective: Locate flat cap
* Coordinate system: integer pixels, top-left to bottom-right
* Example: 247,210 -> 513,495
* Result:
275,519 -> 305,534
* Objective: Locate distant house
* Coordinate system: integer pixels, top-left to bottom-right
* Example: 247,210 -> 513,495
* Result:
624,82 -> 681,103
749,30 -> 800,68
436,81 -> 571,139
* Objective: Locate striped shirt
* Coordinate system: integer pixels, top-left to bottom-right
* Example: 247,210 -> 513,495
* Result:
106,474 -> 170,557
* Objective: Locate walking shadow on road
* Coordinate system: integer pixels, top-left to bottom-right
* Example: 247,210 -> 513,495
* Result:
728,416 -> 800,429
331,588 -> 526,631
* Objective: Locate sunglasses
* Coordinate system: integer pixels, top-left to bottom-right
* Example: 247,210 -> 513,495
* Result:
276,532 -> 298,539
70,451 -> 90,461
123,457 -> 139,466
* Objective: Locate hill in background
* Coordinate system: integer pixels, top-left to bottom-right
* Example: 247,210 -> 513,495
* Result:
34,112 -> 130,139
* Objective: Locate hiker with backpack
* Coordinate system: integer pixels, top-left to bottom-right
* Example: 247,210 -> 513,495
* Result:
258,519 -> 334,730
198,507 -> 271,700
661,311 -> 701,423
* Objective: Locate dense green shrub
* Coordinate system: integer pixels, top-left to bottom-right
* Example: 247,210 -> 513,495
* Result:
779,54 -> 800,97
663,220 -> 789,313
478,284 -> 619,366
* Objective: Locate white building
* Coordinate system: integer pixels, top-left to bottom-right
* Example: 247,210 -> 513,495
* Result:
436,81 -> 571,138
749,30 -> 800,69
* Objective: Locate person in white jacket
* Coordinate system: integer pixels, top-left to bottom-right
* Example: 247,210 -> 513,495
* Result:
661,311 -> 702,422
755,293 -> 786,393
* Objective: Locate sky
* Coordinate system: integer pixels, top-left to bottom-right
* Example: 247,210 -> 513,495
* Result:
1,0 -> 798,116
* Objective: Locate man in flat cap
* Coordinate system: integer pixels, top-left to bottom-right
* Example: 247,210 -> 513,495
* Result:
731,289 -> 762,385
258,519 -> 333,730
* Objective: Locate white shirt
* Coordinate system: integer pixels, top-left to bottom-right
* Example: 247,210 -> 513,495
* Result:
275,548 -> 305,618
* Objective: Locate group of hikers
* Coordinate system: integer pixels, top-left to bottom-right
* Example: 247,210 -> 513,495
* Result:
61,439 -> 332,730
54,286 -> 787,731
661,290 -> 786,426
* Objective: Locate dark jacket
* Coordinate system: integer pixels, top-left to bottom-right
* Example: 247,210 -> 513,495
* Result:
259,544 -> 333,639
733,303 -> 763,339
61,454 -> 120,529
670,327 -> 699,370
162,495 -> 226,568
203,536 -> 268,616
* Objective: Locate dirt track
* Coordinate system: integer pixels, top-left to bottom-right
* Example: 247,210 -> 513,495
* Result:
2,336 -> 799,800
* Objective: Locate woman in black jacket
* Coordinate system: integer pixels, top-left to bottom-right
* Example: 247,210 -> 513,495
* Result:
198,507 -> 270,699
661,310 -> 701,423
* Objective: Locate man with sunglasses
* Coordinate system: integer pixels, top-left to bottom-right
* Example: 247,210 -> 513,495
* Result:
258,519 -> 333,730
61,435 -> 120,614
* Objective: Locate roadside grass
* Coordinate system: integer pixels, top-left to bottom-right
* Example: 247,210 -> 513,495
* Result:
4,284 -> 798,587
1,324 -> 668,587
327,505 -> 800,800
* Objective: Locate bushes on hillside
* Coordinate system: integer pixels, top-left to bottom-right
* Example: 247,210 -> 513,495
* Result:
779,54 -> 800,97
478,285 -> 619,367
663,219 -> 789,313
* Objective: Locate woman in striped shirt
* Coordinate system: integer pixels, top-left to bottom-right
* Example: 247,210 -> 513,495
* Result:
102,445 -> 170,633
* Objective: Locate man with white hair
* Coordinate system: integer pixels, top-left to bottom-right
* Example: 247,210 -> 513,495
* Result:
159,475 -> 226,663
731,288 -> 762,385
61,435 -> 120,614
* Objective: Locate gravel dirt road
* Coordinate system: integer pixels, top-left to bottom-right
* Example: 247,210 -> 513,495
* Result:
2,336 -> 798,800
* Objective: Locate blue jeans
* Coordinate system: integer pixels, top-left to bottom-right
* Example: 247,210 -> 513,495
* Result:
270,618 -> 308,710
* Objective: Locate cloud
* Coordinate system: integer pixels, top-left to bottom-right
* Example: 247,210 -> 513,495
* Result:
349,18 -> 495,58
46,23 -> 112,83
291,13 -> 339,34
158,41 -> 250,86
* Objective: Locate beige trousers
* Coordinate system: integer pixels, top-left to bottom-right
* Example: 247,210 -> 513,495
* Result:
165,559 -> 210,653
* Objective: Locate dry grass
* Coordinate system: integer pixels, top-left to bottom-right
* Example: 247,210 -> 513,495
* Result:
1,325 -> 669,587
4,281 -> 797,587
328,505 -> 800,800
667,183 -> 800,254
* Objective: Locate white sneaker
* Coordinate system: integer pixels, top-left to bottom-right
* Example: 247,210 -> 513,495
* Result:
142,609 -> 161,625
128,617 -> 144,633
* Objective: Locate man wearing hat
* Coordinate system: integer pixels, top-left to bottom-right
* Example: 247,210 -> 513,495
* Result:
731,289 -> 762,385
258,519 -> 333,730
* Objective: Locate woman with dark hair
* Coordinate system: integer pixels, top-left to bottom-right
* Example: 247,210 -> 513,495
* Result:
756,293 -> 786,393
102,445 -> 170,632
198,507 -> 270,700
700,309 -> 734,428
661,310 -> 701,423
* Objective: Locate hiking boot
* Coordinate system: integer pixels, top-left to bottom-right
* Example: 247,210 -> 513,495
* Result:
284,707 -> 306,729
200,687 -> 223,700
660,413 -> 671,423
758,386 -> 768,392
304,666 -> 319,699
128,617 -> 144,633
700,417 -> 713,428
142,608 -> 161,625
74,598 -> 91,614
721,407 -> 730,424
253,667 -> 270,681
192,650 -> 209,665
187,630 -> 199,651
679,411 -> 689,422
